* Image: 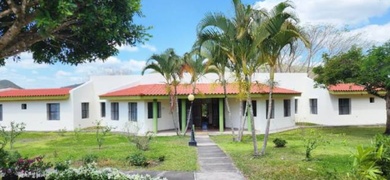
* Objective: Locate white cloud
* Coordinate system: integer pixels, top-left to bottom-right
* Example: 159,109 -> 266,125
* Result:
349,23 -> 390,44
5,52 -> 49,69
116,45 -> 139,52
56,70 -> 72,78
141,44 -> 157,52
253,0 -> 390,27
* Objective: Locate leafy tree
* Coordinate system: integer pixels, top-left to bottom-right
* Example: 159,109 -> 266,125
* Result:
0,0 -> 148,64
142,48 -> 182,135
313,42 -> 390,134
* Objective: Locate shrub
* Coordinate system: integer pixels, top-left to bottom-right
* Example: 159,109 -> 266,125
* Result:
95,120 -> 114,149
46,162 -> 167,180
124,123 -> 154,151
14,156 -> 52,178
81,154 -> 98,165
127,152 -> 148,167
273,138 -> 287,148
57,128 -> 67,136
374,134 -> 390,179
54,160 -> 71,171
0,149 -> 22,175
158,155 -> 165,162
302,129 -> 329,161
0,121 -> 26,149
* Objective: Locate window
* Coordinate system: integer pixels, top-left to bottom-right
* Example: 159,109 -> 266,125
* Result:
265,100 -> 275,119
284,99 -> 291,117
21,104 -> 27,110
47,103 -> 60,120
309,99 -> 318,114
128,102 -> 137,121
147,101 -> 161,118
339,98 -> 351,115
100,102 -> 106,117
294,99 -> 298,114
0,104 -> 3,121
242,100 -> 257,117
111,102 -> 119,120
81,103 -> 89,119
370,97 -> 375,103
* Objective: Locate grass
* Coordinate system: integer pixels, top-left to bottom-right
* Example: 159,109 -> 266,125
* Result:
211,126 -> 386,180
4,131 -> 198,171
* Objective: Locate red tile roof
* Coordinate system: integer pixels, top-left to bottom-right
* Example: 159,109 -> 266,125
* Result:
0,88 -> 71,97
101,83 -> 300,97
328,83 -> 365,92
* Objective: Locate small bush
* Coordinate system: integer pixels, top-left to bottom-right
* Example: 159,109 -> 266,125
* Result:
158,155 -> 165,162
273,138 -> 287,148
54,160 -> 71,171
127,152 -> 148,167
57,128 -> 67,136
81,154 -> 98,165
47,162 -> 166,180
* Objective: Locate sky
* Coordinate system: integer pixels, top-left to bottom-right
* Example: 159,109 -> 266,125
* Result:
1,0 -> 390,88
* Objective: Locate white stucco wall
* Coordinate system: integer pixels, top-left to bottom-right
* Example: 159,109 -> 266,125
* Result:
71,81 -> 98,129
225,96 -> 296,133
0,100 -> 73,131
254,73 -> 386,126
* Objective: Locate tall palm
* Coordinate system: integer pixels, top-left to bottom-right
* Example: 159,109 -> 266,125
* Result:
141,48 -> 182,135
197,0 -> 267,156
195,40 -> 236,138
180,50 -> 214,135
257,2 -> 310,155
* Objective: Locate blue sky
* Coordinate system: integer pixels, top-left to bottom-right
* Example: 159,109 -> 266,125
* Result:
1,0 -> 390,88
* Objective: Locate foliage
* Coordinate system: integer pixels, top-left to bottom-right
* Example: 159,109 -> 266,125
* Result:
46,162 -> 167,180
302,129 -> 329,161
95,120 -> 113,149
0,149 -> 21,175
13,156 -> 52,178
351,145 -> 384,180
127,152 -> 148,167
81,154 -> 98,165
0,121 -> 26,149
272,138 -> 287,148
0,0 -> 149,64
374,134 -> 390,179
54,160 -> 72,172
73,126 -> 82,141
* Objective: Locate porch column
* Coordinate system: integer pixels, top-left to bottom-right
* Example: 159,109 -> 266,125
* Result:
219,98 -> 224,132
153,99 -> 158,133
181,99 -> 187,133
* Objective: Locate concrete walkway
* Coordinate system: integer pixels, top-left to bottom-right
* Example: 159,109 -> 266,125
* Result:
194,135 -> 246,180
127,135 -> 245,180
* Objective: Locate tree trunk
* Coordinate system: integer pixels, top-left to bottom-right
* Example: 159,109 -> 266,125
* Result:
222,77 -> 234,140
169,85 -> 179,135
385,92 -> 390,135
261,66 -> 275,155
174,84 -> 180,135
237,103 -> 248,142
246,80 -> 259,156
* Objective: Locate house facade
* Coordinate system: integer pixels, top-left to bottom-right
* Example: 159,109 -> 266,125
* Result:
0,73 -> 385,134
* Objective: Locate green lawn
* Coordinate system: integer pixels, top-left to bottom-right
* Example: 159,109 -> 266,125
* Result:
4,131 -> 198,171
211,126 -> 385,180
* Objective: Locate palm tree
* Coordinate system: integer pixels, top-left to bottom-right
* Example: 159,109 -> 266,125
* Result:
257,2 -> 310,155
194,40 -> 236,139
180,50 -> 214,135
197,0 -> 267,156
141,48 -> 182,135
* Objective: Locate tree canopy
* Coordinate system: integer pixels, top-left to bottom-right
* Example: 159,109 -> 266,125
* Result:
0,0 -> 149,65
313,41 -> 390,134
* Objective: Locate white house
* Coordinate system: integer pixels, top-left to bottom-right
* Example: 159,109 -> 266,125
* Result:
0,73 -> 385,134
